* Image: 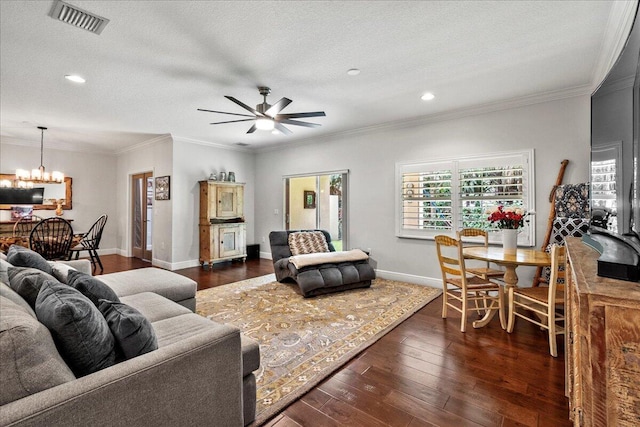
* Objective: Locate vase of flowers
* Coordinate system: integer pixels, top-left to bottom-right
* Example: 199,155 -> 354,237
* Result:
487,205 -> 530,251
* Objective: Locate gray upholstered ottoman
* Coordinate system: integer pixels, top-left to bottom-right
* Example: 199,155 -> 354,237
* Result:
97,267 -> 197,311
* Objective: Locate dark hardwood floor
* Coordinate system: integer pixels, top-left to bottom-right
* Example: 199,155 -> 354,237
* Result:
98,255 -> 571,427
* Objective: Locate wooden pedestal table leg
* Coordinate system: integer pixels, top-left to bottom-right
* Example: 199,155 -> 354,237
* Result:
502,263 -> 519,331
473,263 -> 518,329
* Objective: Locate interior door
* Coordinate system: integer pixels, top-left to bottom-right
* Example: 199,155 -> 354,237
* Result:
131,172 -> 153,260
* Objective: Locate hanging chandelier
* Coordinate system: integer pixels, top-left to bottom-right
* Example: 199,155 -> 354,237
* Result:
14,126 -> 64,188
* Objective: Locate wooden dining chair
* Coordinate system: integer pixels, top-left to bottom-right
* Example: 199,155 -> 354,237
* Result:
435,235 -> 506,332
68,214 -> 108,273
12,215 -> 43,237
29,217 -> 74,261
507,244 -> 565,357
456,228 -> 505,281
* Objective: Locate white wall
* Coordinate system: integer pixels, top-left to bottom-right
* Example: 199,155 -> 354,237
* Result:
0,141 -> 118,251
254,96 -> 591,286
171,138 -> 256,269
115,135 -> 173,266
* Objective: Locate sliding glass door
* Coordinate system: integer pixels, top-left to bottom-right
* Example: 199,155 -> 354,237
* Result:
285,171 -> 348,250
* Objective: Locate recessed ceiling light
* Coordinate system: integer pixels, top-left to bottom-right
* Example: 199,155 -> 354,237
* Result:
421,92 -> 435,101
65,75 -> 86,83
347,68 -> 360,76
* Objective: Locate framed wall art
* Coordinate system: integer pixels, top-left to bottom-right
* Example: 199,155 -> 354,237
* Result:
155,176 -> 170,201
304,190 -> 316,209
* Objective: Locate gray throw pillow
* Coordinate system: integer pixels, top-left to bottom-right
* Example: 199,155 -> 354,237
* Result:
67,270 -> 120,307
0,282 -> 36,318
36,280 -> 115,377
8,267 -> 58,309
0,258 -> 10,286
0,296 -> 76,405
98,299 -> 158,361
6,245 -> 53,275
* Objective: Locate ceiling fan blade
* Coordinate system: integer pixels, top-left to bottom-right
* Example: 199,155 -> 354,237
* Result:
274,122 -> 292,135
225,96 -> 265,117
209,119 -> 255,125
198,108 -> 255,118
246,123 -> 258,134
276,111 -> 326,119
265,97 -> 292,117
278,119 -> 322,128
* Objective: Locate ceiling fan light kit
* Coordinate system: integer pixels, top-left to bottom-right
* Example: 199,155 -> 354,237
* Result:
198,86 -> 326,135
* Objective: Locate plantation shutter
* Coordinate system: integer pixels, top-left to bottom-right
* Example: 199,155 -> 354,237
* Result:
396,150 -> 535,245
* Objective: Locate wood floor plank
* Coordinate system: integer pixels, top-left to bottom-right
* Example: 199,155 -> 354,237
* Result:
98,255 -> 572,427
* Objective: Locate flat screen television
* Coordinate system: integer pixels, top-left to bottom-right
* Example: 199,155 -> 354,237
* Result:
589,3 -> 640,281
0,188 -> 45,205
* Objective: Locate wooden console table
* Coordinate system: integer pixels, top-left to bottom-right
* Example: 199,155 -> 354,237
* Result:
565,237 -> 640,426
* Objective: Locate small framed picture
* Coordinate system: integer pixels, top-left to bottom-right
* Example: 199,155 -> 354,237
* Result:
304,190 -> 316,209
155,176 -> 170,201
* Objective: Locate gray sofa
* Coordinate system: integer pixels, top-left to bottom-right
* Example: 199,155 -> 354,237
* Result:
269,229 -> 376,297
0,254 -> 259,427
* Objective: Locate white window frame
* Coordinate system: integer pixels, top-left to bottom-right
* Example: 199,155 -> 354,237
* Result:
395,149 -> 535,246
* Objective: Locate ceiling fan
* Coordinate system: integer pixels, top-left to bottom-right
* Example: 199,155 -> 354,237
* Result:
198,86 -> 325,135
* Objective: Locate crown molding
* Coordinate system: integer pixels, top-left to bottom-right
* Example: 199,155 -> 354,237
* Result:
255,84 -> 592,154
171,135 -> 253,153
114,133 -> 173,155
591,0 -> 638,91
0,135 -> 115,155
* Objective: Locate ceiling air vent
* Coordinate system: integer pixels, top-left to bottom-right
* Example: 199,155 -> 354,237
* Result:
49,1 -> 110,35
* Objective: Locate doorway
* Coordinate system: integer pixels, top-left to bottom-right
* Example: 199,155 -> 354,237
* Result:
285,171 -> 348,250
131,172 -> 153,260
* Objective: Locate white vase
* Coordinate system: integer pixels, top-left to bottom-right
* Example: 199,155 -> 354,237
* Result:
502,229 -> 518,252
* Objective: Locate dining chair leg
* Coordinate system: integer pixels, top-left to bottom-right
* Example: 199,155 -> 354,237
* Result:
460,293 -> 467,333
548,311 -> 558,357
507,287 -> 516,333
93,249 -> 104,274
442,286 -> 449,319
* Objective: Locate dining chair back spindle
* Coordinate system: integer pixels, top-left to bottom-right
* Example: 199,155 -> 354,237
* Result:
68,214 -> 108,273
507,244 -> 566,357
456,228 -> 505,281
13,215 -> 43,237
435,235 -> 506,332
29,217 -> 74,261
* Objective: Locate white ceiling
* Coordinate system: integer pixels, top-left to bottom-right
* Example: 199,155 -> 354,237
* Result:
0,0 -> 636,154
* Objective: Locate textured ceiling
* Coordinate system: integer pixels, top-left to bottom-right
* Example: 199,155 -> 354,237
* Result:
0,0 -> 636,154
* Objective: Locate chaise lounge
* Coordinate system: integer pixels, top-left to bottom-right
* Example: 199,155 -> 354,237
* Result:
269,229 -> 376,297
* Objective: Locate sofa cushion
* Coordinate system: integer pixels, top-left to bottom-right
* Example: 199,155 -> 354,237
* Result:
120,292 -> 191,323
98,299 -> 158,361
67,270 -> 120,307
0,258 -> 10,285
0,296 -> 76,405
6,244 -> 53,275
0,282 -> 36,318
48,262 -> 77,284
240,335 -> 260,376
35,280 -> 115,377
152,313 -> 237,348
8,266 -> 57,309
288,231 -> 329,256
98,267 -> 197,303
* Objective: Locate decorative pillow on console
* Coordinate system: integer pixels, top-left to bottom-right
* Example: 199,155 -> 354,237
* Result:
288,231 -> 330,256
555,183 -> 590,219
35,280 -> 115,377
6,245 -> 53,275
98,299 -> 158,361
8,267 -> 58,309
67,270 -> 120,307
0,296 -> 76,405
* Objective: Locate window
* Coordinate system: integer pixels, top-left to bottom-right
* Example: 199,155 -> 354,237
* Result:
396,149 -> 535,246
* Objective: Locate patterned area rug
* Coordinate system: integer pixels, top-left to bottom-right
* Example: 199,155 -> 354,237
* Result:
196,275 -> 441,426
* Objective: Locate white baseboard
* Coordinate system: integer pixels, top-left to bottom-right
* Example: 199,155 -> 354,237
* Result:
375,269 -> 443,289
260,251 -> 273,260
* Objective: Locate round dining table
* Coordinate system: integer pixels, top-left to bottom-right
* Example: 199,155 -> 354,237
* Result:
463,246 -> 551,289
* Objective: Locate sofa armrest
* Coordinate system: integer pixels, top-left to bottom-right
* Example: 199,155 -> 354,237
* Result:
1,325 -> 244,427
58,259 -> 92,275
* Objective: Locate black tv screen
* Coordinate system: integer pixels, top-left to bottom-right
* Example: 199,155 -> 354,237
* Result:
0,188 -> 45,205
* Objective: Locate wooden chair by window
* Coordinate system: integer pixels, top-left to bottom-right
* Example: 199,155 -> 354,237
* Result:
435,235 -> 506,332
507,244 -> 565,357
12,215 -> 43,237
68,214 -> 108,274
29,217 -> 74,261
456,228 -> 505,280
